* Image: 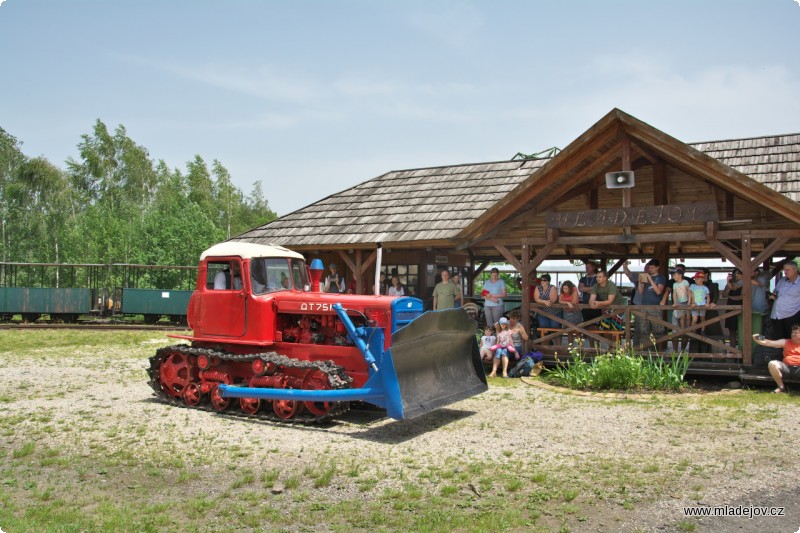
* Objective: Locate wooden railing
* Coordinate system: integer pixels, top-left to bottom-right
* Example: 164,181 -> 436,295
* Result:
528,303 -> 742,360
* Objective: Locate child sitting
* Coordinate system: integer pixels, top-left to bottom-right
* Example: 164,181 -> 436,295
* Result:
479,326 -> 496,363
489,317 -> 517,378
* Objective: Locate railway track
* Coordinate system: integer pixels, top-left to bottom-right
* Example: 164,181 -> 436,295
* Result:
0,322 -> 190,331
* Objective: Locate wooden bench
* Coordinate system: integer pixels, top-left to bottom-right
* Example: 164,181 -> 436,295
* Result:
536,327 -> 624,343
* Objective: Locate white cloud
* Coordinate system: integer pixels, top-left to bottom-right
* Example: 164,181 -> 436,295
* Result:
218,109 -> 346,130
531,54 -> 800,141
366,100 -> 479,122
117,53 -> 487,129
168,63 -> 318,105
646,69 -> 794,138
332,76 -> 475,98
116,50 -> 799,147
114,54 -> 320,104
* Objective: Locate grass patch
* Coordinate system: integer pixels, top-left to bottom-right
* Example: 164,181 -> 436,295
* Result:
12,442 -> 35,459
0,330 -> 180,355
546,343 -> 690,391
231,470 -> 256,489
313,462 -> 337,488
261,468 -> 280,488
284,475 -> 300,490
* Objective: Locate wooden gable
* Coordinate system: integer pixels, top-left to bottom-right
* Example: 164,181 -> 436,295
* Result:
463,109 -> 800,261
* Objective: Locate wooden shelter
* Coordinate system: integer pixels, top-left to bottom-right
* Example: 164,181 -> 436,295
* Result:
234,108 -> 800,369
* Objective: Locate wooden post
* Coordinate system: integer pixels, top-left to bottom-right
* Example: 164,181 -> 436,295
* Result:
654,243 -> 669,279
467,251 -> 475,297
621,138 -> 631,176
653,242 -> 668,352
653,159 -> 667,204
588,188 -> 599,210
625,308 -> 632,347
741,235 -> 752,365
521,243 -> 531,349
355,250 -> 363,295
621,137 -> 632,236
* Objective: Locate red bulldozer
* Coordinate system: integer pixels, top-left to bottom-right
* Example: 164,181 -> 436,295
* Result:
148,242 -> 486,423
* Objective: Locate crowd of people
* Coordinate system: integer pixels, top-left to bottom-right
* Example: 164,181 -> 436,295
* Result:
474,258 -> 800,389
544,259 -> 799,350
316,257 -> 800,391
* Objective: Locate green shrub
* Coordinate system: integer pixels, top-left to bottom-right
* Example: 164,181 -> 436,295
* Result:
547,342 -> 689,392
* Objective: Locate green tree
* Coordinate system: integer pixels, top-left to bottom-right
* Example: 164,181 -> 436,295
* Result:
67,119 -> 117,205
238,180 -> 277,234
212,159 -> 238,239
139,200 -> 223,267
0,128 -> 26,263
186,155 -> 215,222
7,157 -> 73,265
66,120 -> 160,263
114,125 -> 157,207
2,121 -> 279,267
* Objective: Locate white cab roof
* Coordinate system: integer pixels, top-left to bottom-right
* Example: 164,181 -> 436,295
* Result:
200,242 -> 304,261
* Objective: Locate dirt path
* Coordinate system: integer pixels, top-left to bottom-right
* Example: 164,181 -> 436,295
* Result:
2,342 -> 800,532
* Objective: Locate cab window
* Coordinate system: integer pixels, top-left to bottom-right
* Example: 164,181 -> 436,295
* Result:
207,261 -> 242,290
292,259 -> 310,291
251,258 -> 292,295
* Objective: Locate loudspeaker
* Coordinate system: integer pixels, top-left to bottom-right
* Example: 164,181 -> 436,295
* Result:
605,171 -> 635,189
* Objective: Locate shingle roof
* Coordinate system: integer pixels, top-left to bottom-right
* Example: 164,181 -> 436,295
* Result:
234,159 -> 549,246
689,134 -> 800,203
234,132 -> 800,248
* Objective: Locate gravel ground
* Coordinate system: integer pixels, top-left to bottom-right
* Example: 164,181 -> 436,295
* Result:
2,341 -> 800,532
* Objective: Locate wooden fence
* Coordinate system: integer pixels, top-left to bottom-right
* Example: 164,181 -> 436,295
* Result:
529,303 -> 742,360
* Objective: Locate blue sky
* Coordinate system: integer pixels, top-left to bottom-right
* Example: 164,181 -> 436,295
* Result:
1,0 -> 799,215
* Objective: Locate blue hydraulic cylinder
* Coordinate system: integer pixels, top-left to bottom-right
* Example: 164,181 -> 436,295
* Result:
332,303 -> 377,370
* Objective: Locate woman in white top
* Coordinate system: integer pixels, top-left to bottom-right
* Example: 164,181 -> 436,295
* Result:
482,267 -> 507,327
388,275 -> 405,296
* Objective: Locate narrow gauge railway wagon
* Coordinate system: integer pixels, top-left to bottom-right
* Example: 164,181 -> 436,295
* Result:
0,262 -> 105,322
0,262 -> 197,324
111,264 -> 196,325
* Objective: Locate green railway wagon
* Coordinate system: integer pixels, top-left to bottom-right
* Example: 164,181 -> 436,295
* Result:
121,288 -> 193,324
0,287 -> 92,322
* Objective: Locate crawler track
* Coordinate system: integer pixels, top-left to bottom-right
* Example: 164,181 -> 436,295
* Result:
147,345 -> 352,425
